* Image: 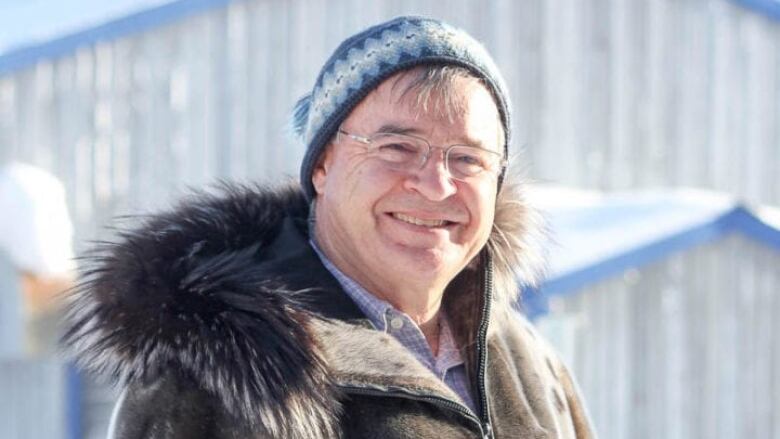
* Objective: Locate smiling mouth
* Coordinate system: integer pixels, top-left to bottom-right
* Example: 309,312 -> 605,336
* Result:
391,212 -> 454,228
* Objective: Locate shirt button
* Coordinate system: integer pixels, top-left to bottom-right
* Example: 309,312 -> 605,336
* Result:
390,317 -> 404,330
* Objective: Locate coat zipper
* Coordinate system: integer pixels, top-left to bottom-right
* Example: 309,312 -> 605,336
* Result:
339,385 -> 485,436
476,252 -> 494,439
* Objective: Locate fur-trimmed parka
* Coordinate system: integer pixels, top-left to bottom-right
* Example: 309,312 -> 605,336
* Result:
63,182 -> 594,439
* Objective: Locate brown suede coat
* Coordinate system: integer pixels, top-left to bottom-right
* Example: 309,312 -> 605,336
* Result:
64,184 -> 594,438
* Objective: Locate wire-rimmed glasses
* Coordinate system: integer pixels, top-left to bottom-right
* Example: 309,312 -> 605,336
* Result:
337,128 -> 506,181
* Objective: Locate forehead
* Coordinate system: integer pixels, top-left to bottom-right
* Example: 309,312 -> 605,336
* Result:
344,70 -> 503,150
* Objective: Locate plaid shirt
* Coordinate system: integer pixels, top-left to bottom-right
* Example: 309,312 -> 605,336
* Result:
310,240 -> 476,412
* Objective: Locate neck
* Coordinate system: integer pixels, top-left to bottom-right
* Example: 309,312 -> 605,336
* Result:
417,312 -> 442,356
377,286 -> 444,355
360,274 -> 446,355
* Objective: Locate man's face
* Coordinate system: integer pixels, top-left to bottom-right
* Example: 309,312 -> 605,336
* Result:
312,71 -> 503,296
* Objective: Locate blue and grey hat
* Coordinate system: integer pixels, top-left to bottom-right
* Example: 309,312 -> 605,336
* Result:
291,16 -> 512,200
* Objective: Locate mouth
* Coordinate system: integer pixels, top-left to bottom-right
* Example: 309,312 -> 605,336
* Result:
390,212 -> 456,228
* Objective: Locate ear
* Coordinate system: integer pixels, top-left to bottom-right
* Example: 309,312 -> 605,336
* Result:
311,146 -> 333,195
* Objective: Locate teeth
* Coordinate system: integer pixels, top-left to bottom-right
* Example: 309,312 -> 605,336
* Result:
392,213 -> 447,227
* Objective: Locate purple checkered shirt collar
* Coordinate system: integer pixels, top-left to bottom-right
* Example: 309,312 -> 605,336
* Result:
308,239 -> 475,411
310,240 -> 392,332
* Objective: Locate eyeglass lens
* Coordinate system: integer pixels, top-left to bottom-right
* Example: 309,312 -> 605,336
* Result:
370,133 -> 499,179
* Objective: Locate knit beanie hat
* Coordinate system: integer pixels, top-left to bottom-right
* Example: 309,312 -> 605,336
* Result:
291,16 -> 512,201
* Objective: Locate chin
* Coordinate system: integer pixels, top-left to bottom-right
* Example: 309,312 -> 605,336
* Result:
385,241 -> 462,278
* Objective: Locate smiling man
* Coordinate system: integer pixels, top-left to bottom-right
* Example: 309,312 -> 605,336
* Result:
310,71 -> 503,361
65,16 -> 594,439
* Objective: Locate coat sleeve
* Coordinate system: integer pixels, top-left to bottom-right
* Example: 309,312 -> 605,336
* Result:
556,361 -> 597,439
106,374 -> 230,439
507,312 -> 597,438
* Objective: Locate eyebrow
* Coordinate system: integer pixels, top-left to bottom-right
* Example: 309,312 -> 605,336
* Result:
375,123 -> 421,136
374,123 -> 495,152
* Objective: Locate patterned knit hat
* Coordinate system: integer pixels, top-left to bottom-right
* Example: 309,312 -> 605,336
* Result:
292,16 -> 511,200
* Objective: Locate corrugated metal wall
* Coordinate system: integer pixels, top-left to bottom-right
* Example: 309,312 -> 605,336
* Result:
0,359 -> 68,439
0,253 -> 23,356
538,233 -> 780,439
0,0 -> 778,248
1,0 -> 779,438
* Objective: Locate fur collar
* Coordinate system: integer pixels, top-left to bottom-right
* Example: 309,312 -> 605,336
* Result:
63,180 -> 544,438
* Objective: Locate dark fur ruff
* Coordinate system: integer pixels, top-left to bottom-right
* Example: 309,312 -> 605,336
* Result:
63,183 -> 340,439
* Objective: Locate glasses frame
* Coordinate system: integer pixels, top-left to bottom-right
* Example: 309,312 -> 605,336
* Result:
336,128 -> 507,181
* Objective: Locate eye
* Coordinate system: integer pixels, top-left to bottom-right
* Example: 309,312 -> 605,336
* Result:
448,147 -> 500,177
371,134 -> 423,163
379,142 -> 417,153
450,151 -> 486,168
376,142 -> 419,163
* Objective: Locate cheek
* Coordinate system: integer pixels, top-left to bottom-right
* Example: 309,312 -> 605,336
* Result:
479,206 -> 495,239
326,160 -> 400,219
466,187 -> 497,241
347,161 -> 401,195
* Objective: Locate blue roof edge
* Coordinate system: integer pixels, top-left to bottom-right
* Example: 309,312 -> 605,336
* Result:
0,0 -> 238,77
537,205 -> 780,298
522,205 -> 780,319
729,206 -> 780,250
731,0 -> 780,21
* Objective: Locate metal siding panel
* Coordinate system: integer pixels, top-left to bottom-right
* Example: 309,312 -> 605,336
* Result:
611,271 -> 631,439
771,241 -> 780,439
538,0 -> 586,185
581,0 -> 611,189
265,0 -> 290,179
225,0 -> 249,180
0,360 -> 67,439
0,254 -> 23,357
745,237 -> 777,437
246,0 -> 273,180
499,0 -> 543,166
687,238 -> 711,438
640,0 -> 672,188
701,237 -> 722,438
606,0 -> 640,189
708,0 -> 738,195
538,234 -> 780,439
178,14 -> 213,187
742,17 -> 778,203
660,255 -> 688,439
718,236 -> 740,439
673,0 -> 712,188
206,8 -> 231,180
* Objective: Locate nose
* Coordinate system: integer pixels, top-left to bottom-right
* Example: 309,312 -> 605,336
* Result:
403,149 -> 457,201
